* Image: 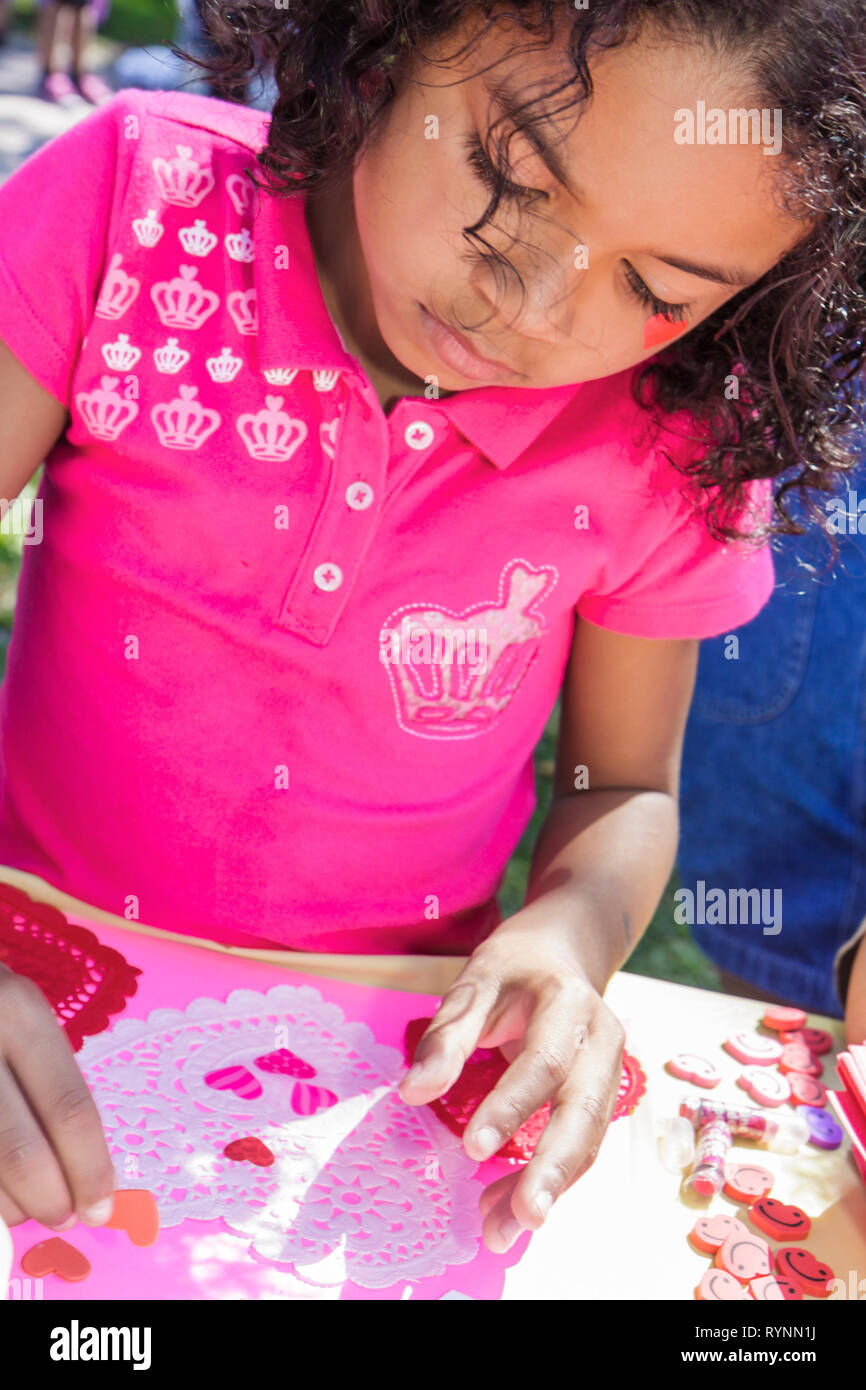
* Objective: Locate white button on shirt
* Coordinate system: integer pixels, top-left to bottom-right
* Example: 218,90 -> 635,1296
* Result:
345,482 -> 374,511
404,421 -> 434,450
313,563 -> 343,592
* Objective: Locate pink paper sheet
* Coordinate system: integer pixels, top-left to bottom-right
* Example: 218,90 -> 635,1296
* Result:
8,918 -> 521,1300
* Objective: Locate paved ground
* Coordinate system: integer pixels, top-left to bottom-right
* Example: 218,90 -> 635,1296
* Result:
0,24 -> 125,180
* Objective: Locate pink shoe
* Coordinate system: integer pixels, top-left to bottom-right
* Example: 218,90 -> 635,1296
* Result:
72,71 -> 114,106
37,71 -> 85,107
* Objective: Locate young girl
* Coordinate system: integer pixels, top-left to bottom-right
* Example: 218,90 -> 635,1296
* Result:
0,1 -> 863,1259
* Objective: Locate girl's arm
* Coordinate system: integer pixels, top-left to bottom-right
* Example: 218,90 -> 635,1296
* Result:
523,618 -> 699,991
0,334 -> 117,1231
400,618 -> 699,1252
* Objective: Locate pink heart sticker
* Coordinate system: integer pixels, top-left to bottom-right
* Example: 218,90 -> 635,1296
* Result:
204,1065 -> 262,1100
290,1081 -> 338,1116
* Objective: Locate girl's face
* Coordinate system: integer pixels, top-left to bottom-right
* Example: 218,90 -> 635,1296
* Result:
351,14 -> 809,390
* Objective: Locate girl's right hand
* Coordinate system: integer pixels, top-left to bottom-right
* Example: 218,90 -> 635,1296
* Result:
0,965 -> 115,1230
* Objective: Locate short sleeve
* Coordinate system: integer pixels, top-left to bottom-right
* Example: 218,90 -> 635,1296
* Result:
0,90 -> 142,408
577,449 -> 775,640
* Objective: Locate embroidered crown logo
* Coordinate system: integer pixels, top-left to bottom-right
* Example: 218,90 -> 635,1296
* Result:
151,265 -> 220,330
178,218 -> 218,258
225,228 -> 255,263
379,560 -> 557,739
206,347 -> 243,384
151,384 -> 221,451
263,367 -> 299,386
131,208 -> 164,248
153,338 -> 191,374
75,375 -> 140,441
95,254 -> 141,321
152,145 -> 216,208
226,172 -> 256,217
227,287 -> 258,336
101,333 -> 141,371
235,396 -> 308,463
313,369 -> 339,392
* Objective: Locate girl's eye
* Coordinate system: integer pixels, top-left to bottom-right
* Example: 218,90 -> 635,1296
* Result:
463,133 -> 544,204
623,261 -> 688,322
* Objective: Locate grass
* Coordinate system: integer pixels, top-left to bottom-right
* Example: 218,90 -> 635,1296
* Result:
497,699 -> 723,991
11,0 -> 180,48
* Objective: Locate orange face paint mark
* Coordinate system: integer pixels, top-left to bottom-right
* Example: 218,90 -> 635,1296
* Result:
643,313 -> 684,351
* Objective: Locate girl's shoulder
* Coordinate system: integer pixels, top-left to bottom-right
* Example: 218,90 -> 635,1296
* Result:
104,87 -> 272,163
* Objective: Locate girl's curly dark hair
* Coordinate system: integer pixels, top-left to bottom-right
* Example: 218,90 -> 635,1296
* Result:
173,1 -> 866,545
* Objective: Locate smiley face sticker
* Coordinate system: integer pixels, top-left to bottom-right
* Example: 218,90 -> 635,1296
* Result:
666,1052 -> 723,1088
690,1213 -> 750,1254
737,1066 -> 791,1107
696,1269 -> 753,1301
775,1247 -> 835,1297
724,1032 -> 783,1066
750,1273 -> 803,1301
723,1163 -> 775,1204
714,1232 -> 772,1282
749,1197 -> 811,1242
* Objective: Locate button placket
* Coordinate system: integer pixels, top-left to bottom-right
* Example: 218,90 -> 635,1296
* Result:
275,388 -> 388,644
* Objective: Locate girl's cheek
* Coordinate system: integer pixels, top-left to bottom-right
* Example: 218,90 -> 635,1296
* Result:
643,313 -> 686,351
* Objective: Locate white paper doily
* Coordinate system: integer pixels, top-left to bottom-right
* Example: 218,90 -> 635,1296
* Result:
77,985 -> 483,1288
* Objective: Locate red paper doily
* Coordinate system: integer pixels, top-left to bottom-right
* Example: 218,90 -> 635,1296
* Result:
0,884 -> 141,1051
404,1017 -> 646,1163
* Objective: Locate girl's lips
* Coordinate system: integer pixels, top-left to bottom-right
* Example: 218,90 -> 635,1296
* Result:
418,303 -> 517,383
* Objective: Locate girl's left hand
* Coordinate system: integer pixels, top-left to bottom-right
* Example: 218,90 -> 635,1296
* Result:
397,909 -> 625,1253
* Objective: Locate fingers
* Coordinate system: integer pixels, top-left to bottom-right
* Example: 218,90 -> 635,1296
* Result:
398,976 -> 499,1103
462,978 -> 592,1163
503,1003 -> 625,1237
0,971 -> 115,1227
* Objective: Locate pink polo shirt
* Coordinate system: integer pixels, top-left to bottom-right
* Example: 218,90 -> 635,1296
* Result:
0,89 -> 773,955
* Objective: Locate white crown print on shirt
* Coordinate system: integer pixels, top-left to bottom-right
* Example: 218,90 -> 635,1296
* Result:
236,396 -> 308,463
151,384 -> 221,451
379,559 -> 558,740
178,218 -> 219,258
153,338 -> 191,374
132,208 -> 164,248
152,145 -> 216,208
76,375 -> 140,441
94,254 -> 141,321
101,333 -> 141,371
206,347 -> 243,384
151,266 -> 220,330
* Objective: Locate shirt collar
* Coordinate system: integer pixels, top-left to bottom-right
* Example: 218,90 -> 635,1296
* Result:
255,190 -> 582,470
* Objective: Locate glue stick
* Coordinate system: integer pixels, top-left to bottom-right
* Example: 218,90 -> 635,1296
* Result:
684,1119 -> 731,1197
679,1095 -> 809,1153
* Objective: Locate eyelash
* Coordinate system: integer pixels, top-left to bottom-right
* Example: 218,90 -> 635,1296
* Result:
464,133 -> 542,204
465,133 -> 690,323
623,262 -> 688,322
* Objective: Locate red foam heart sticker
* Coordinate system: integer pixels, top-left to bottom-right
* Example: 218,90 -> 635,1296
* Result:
224,1136 -> 276,1167
775,1246 -> 835,1297
204,1064 -> 262,1100
643,313 -> 684,351
254,1048 -> 316,1079
749,1197 -> 811,1242
403,1017 -> 644,1163
105,1189 -> 160,1247
21,1236 -> 91,1282
788,1072 -> 827,1107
